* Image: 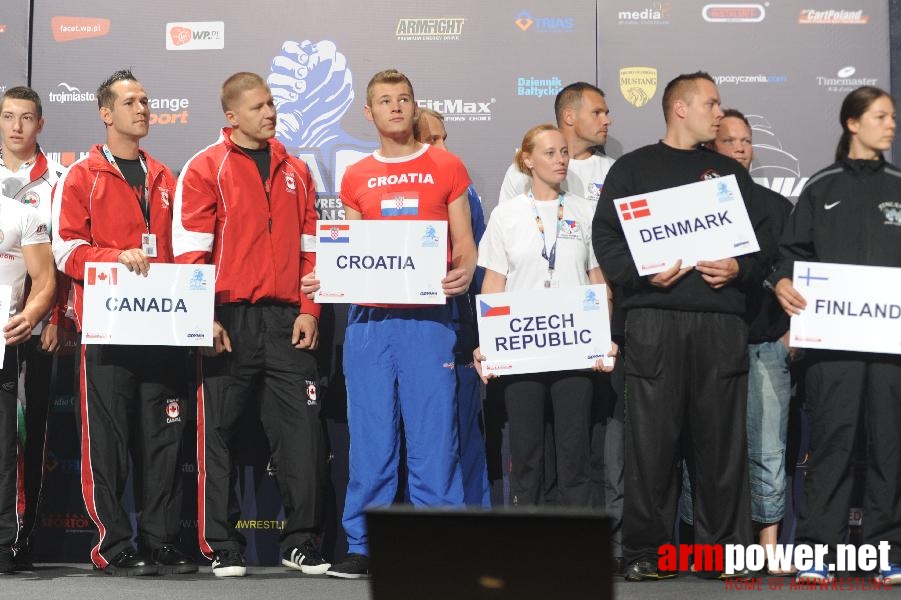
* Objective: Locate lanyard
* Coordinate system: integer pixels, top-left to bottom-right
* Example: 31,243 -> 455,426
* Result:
102,144 -> 150,231
529,192 -> 565,274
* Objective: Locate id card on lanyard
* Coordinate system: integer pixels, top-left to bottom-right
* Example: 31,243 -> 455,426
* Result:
529,192 -> 565,288
102,144 -> 157,257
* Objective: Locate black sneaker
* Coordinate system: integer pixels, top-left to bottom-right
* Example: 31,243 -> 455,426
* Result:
325,553 -> 369,579
612,556 -> 627,577
151,544 -> 198,575
211,549 -> 246,578
12,544 -> 33,571
0,548 -> 13,574
102,547 -> 158,577
624,559 -> 677,582
282,539 -> 331,575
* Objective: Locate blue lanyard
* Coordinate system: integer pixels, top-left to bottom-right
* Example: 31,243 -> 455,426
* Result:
529,192 -> 565,273
102,144 -> 150,231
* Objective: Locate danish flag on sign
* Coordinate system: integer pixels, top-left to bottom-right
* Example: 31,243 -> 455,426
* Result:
618,199 -> 651,221
87,266 -> 118,285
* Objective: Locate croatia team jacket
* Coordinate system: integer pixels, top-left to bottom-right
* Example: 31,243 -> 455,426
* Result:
51,144 -> 176,330
172,128 -> 320,319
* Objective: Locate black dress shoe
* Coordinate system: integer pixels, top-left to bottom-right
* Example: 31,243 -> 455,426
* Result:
102,547 -> 158,576
624,560 -> 678,582
12,544 -> 33,571
612,556 -> 628,577
151,544 -> 198,575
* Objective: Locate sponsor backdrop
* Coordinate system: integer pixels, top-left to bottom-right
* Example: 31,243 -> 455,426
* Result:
0,0 -> 893,565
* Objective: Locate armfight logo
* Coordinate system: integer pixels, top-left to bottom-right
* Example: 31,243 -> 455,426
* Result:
166,21 -> 224,50
799,8 -> 869,24
514,11 -> 574,33
748,114 -> 808,198
702,4 -> 765,23
395,18 -> 464,41
617,3 -> 671,25
51,16 -> 110,42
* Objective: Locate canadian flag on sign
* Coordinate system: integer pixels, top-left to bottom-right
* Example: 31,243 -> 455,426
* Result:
87,266 -> 118,286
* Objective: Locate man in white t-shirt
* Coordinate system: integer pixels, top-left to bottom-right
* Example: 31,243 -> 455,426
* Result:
0,194 -> 55,573
498,82 -> 614,204
0,86 -> 67,568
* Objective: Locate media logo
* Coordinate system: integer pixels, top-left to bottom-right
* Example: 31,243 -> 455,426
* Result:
816,65 -> 877,93
514,11 -> 574,33
516,76 -> 563,98
799,9 -> 869,24
166,22 -> 224,50
619,199 -> 651,221
51,16 -> 110,42
702,4 -> 765,22
617,3 -> 671,25
480,301 -> 511,317
416,97 -> 494,122
48,82 -> 95,104
620,67 -> 658,108
395,18 -> 464,41
319,224 -> 350,243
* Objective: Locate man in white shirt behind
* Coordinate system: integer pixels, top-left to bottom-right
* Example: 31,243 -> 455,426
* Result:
498,82 -> 614,204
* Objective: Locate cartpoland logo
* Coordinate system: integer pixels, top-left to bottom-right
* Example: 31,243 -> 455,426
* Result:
51,16 -> 110,42
799,8 -> 869,24
166,21 -> 224,50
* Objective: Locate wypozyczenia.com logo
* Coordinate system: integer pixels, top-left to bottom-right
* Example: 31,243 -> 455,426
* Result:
658,541 -> 891,574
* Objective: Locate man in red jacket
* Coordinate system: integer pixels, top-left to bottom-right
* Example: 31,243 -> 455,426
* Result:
51,69 -> 195,576
173,72 -> 326,578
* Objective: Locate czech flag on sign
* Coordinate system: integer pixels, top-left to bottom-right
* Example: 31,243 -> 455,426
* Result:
479,300 -> 510,317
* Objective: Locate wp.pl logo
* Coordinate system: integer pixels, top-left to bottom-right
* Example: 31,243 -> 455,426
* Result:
166,21 -> 224,50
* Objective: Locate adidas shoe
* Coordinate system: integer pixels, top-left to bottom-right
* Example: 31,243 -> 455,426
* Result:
282,539 -> 330,575
212,549 -> 246,577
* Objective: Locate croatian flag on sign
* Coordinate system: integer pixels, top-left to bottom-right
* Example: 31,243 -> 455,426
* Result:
381,193 -> 419,217
319,224 -> 350,243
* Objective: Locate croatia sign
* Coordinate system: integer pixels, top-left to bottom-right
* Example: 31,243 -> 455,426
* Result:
315,220 -> 448,304
614,175 -> 759,276
0,285 -> 11,363
476,284 -> 613,376
81,263 -> 215,346
790,261 -> 901,354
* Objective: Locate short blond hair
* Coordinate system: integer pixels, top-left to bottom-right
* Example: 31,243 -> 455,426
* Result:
366,69 -> 414,106
221,72 -> 267,112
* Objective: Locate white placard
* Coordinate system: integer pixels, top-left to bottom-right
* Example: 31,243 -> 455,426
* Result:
790,261 -> 901,354
82,263 -> 215,346
0,285 -> 11,364
315,220 -> 448,304
614,175 -> 760,276
476,285 -> 612,376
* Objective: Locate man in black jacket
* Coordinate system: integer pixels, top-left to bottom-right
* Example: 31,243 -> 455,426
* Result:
592,73 -> 770,581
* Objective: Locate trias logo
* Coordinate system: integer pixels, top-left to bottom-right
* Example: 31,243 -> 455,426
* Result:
416,98 -> 494,122
514,11 -> 574,33
166,22 -> 224,50
618,199 -> 652,221
87,266 -> 118,285
51,16 -> 110,42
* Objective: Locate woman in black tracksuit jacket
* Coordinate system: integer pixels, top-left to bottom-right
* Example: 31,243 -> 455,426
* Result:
770,86 -> 901,582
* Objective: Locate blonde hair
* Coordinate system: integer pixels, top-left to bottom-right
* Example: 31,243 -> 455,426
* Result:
514,124 -> 558,174
220,72 -> 267,112
366,69 -> 414,106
